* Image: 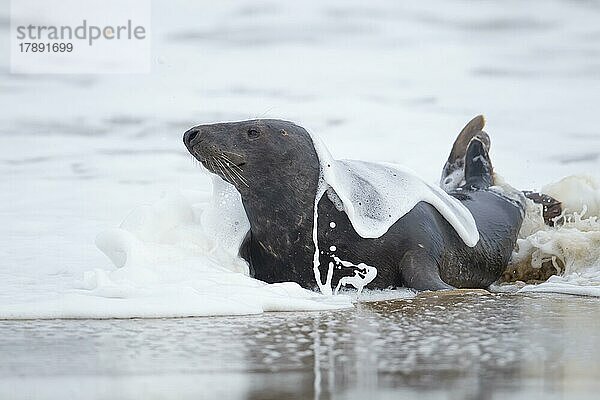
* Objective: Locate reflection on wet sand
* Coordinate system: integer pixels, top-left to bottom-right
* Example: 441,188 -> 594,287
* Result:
1,293 -> 599,399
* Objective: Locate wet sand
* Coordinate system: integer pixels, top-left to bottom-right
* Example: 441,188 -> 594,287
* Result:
2,292 -> 599,399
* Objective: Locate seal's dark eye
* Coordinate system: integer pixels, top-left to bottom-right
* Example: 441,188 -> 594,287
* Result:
247,128 -> 261,140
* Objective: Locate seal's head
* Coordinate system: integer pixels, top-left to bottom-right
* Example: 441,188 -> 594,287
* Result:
183,119 -> 320,199
184,119 -> 323,285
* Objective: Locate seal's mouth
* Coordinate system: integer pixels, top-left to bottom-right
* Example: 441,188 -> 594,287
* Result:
183,128 -> 249,188
219,151 -> 246,168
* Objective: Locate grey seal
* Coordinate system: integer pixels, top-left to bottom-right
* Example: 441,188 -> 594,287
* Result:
183,117 -> 525,291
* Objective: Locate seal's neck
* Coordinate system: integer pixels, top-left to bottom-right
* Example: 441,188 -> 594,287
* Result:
238,166 -> 320,284
241,181 -> 318,244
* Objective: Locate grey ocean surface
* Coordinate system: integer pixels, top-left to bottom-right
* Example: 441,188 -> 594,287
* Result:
1,0 -> 600,399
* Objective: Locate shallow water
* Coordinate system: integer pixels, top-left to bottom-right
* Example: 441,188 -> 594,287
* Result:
2,292 -> 600,399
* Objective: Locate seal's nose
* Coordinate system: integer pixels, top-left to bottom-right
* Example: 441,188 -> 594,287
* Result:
183,127 -> 201,148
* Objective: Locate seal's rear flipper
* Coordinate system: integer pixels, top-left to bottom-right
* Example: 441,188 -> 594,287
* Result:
440,115 -> 491,192
464,138 -> 494,190
399,249 -> 454,291
522,191 -> 562,226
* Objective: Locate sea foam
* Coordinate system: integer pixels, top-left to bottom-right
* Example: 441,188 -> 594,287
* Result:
495,175 -> 600,296
0,181 -> 352,319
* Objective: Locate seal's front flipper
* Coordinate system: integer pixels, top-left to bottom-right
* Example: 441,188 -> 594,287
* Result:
464,138 -> 494,190
440,115 -> 491,192
239,230 -> 255,277
399,249 -> 454,291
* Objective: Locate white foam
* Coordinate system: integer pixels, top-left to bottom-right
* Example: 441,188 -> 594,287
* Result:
496,175 -> 600,297
519,272 -> 600,297
0,185 -> 352,319
542,175 -> 600,217
332,256 -> 378,295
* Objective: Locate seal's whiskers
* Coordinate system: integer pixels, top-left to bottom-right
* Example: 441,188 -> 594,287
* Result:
220,154 -> 244,173
211,157 -> 229,184
219,154 -> 246,179
230,168 -> 249,187
218,154 -> 249,187
209,158 -> 223,181
214,157 -> 239,186
216,158 -> 230,183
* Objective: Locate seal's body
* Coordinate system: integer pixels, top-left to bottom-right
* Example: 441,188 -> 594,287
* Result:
183,117 -> 524,291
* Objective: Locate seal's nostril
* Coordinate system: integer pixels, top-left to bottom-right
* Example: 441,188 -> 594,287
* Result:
184,128 -> 200,146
